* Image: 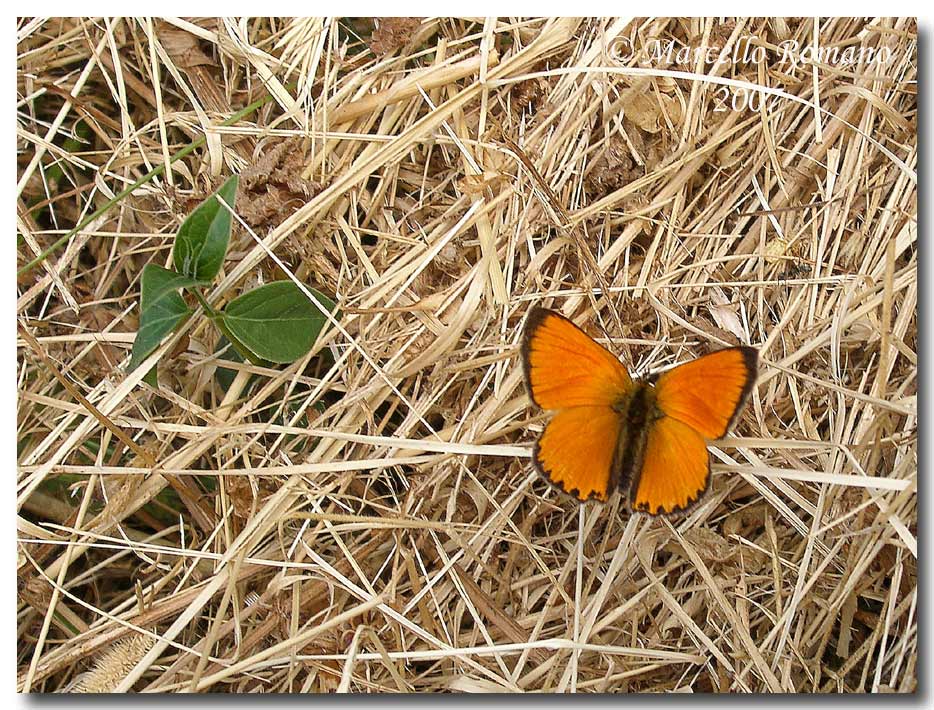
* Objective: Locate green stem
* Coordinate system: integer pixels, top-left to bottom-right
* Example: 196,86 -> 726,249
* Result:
191,287 -> 219,319
214,315 -> 266,367
18,92 -> 275,277
190,287 -> 265,367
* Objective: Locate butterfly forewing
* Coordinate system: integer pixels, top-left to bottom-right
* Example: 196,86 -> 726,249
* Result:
654,347 -> 758,439
521,307 -> 632,409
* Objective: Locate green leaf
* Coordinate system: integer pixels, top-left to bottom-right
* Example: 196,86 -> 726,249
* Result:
220,281 -> 338,364
213,313 -> 271,368
128,264 -> 197,373
173,174 -> 238,282
142,366 -> 158,387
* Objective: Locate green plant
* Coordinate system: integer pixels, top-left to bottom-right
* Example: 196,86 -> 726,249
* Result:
128,175 -> 338,386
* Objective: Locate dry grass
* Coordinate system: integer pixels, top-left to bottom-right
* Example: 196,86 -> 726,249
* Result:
16,17 -> 916,693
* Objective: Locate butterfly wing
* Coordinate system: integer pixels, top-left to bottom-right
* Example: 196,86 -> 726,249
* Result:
522,308 -> 633,502
521,307 -> 632,409
654,347 -> 758,439
630,346 -> 758,516
534,406 -> 622,502
630,415 -> 710,515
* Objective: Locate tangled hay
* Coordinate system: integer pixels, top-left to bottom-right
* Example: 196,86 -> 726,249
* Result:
17,17 -> 916,693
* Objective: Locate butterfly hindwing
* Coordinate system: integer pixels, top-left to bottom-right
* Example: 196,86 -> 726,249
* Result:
654,346 -> 758,439
534,406 -> 623,502
629,414 -> 710,516
521,307 -> 632,410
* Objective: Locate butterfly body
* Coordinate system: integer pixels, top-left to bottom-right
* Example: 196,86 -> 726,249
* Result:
521,307 -> 757,516
611,381 -> 656,495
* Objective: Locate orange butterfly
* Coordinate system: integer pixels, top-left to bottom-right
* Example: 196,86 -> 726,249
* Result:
521,307 -> 758,516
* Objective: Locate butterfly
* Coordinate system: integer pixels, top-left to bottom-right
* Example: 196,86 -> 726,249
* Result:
521,307 -> 758,516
